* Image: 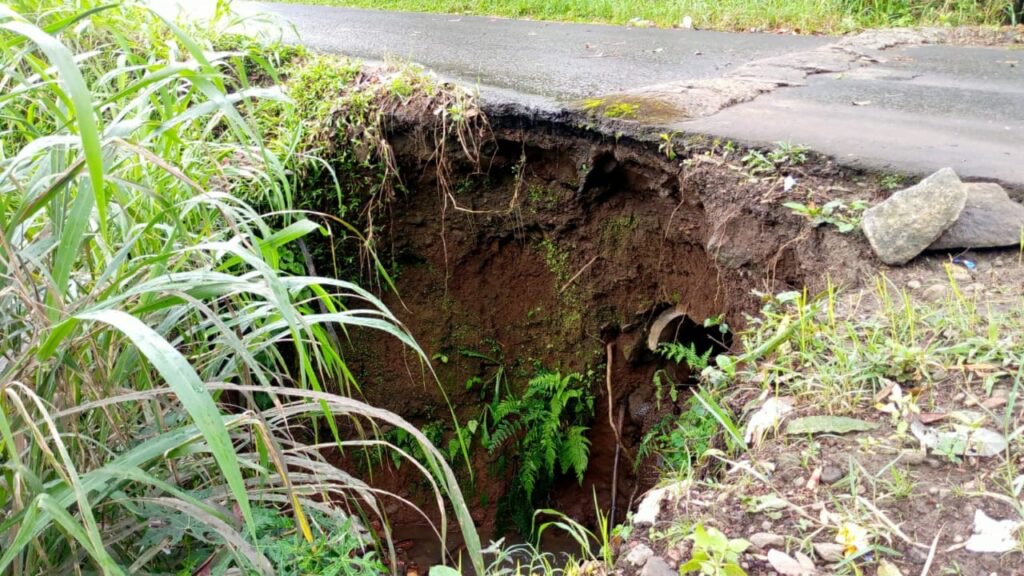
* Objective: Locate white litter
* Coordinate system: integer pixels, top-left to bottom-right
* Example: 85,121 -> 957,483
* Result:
965,509 -> 1022,553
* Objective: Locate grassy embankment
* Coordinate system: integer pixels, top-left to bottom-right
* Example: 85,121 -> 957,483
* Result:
272,0 -> 1022,33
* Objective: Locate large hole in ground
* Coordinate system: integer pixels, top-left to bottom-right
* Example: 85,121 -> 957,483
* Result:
316,113 -> 873,570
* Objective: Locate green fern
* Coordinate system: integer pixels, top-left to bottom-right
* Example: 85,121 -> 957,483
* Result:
487,370 -> 594,533
658,341 -> 713,371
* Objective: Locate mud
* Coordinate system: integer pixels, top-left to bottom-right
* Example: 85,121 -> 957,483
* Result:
324,109 -> 882,559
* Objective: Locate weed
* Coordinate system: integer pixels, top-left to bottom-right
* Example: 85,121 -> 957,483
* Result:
659,131 -> 682,160
882,467 -> 915,500
879,173 -> 905,191
783,199 -> 868,233
659,341 -> 714,371
679,523 -> 750,575
768,141 -> 809,166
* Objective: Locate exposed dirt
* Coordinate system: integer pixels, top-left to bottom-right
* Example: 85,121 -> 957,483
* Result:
616,248 -> 1024,576
314,104 -> 909,563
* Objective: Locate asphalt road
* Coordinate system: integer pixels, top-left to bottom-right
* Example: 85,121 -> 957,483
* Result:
156,1 -> 1024,187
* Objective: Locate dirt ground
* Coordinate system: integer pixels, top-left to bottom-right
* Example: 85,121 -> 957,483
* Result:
616,247 -> 1024,576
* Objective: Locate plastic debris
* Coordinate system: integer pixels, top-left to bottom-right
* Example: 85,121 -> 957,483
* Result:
784,175 -> 796,192
910,419 -> 1007,457
952,257 -> 976,270
744,396 -> 794,446
965,509 -> 1022,553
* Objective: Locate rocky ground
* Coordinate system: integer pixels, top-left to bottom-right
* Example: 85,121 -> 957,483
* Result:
611,168 -> 1024,576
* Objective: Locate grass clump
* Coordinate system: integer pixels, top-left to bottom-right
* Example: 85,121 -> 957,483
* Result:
0,1 -> 483,574
271,0 -> 1023,33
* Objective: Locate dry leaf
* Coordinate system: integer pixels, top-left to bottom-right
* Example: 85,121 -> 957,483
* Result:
767,549 -> 817,575
919,412 -> 948,424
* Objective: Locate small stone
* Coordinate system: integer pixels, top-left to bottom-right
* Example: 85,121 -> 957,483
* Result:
625,543 -> 654,568
641,556 -> 676,576
862,167 -> 968,265
928,182 -> 1024,251
950,267 -> 972,283
926,458 -> 942,469
820,466 -> 844,485
741,562 -> 750,570
761,520 -> 773,531
813,542 -> 846,562
793,476 -> 806,487
901,450 -> 927,465
907,280 -> 922,290
995,259 -> 1005,267
928,486 -> 940,495
922,284 -> 948,302
954,534 -> 964,543
908,547 -> 929,564
749,532 -> 786,549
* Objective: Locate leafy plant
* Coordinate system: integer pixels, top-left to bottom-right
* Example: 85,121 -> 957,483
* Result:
783,199 -> 868,233
659,131 -> 682,160
659,341 -> 714,371
488,371 -> 595,533
679,523 -> 750,576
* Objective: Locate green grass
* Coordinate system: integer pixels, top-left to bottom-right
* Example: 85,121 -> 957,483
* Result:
273,0 -> 1021,33
0,1 -> 483,574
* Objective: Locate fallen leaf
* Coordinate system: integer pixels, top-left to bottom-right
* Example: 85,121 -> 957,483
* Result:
965,509 -> 1022,553
767,549 -> 817,575
873,378 -> 897,403
919,412 -> 948,424
785,416 -> 878,435
980,395 -> 1008,410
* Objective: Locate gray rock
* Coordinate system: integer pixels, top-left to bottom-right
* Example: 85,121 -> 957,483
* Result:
641,556 -> 677,576
861,168 -> 967,265
813,542 -> 846,562
922,284 -> 948,302
625,543 -> 654,568
820,465 -> 844,485
749,532 -> 786,549
928,183 -> 1024,251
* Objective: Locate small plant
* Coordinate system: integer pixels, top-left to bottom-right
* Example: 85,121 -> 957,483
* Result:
783,199 -> 868,233
767,141 -> 809,166
659,131 -> 681,160
741,149 -> 776,176
603,102 -> 639,119
879,173 -> 905,190
882,466 -> 915,500
679,523 -> 750,576
658,341 -> 713,371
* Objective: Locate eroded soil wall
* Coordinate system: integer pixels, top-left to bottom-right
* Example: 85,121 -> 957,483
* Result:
335,112 -> 876,540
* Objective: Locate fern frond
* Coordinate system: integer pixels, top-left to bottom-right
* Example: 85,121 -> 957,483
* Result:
558,425 -> 591,482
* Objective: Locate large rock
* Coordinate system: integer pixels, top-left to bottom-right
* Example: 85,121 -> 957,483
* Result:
862,167 -> 967,265
928,183 -> 1024,250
